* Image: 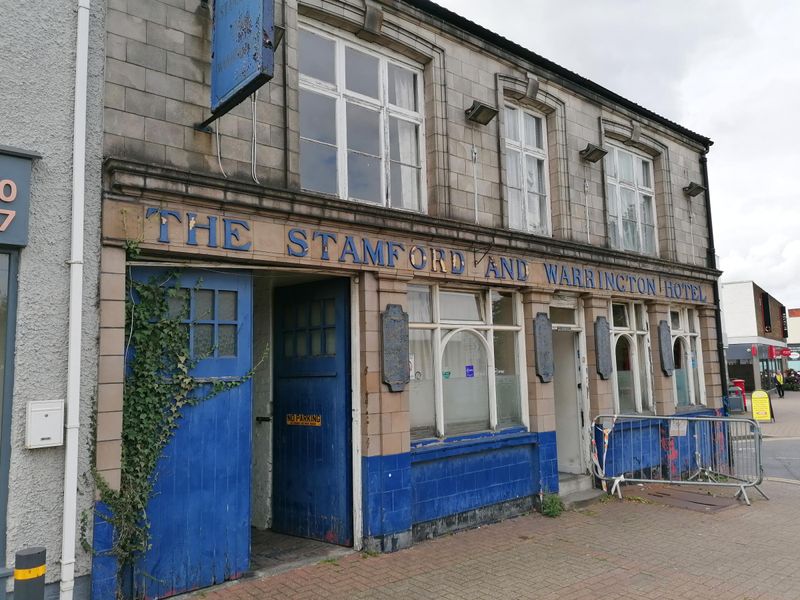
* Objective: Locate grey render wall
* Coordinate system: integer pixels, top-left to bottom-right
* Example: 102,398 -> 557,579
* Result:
0,0 -> 104,590
102,0 -> 715,273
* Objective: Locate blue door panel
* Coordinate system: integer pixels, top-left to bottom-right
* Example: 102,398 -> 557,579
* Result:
129,269 -> 252,599
272,278 -> 352,546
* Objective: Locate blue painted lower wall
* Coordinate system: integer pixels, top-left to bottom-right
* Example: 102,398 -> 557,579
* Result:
91,502 -> 118,600
362,429 -> 559,548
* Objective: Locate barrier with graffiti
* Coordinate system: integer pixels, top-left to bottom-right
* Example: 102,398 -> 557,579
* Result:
591,414 -> 768,505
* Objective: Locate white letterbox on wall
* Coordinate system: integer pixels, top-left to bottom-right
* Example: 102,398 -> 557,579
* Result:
26,400 -> 65,449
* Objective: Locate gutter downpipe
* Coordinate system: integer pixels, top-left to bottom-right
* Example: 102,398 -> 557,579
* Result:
61,0 -> 90,598
700,149 -> 729,400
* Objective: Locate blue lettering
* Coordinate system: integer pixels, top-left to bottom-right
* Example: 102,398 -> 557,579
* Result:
287,228 -> 308,257
636,277 -> 646,294
387,241 -> 405,268
544,263 -> 559,285
605,272 -> 617,291
222,218 -> 251,251
432,248 -> 448,273
409,246 -> 427,270
313,231 -> 338,260
616,274 -> 626,292
664,281 -> 674,298
572,267 -> 583,288
585,269 -> 595,289
146,208 -> 181,243
691,285 -> 699,301
485,257 -> 501,279
338,235 -> 362,264
501,257 -> 514,280
362,238 -> 386,266
516,259 -> 528,282
699,286 -> 707,302
451,250 -> 466,275
646,279 -> 657,296
559,266 -> 572,286
187,213 -> 217,247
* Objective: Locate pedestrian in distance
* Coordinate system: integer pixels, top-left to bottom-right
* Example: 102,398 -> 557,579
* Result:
775,370 -> 785,398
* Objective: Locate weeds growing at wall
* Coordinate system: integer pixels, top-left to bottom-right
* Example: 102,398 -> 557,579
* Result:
84,260 -> 257,599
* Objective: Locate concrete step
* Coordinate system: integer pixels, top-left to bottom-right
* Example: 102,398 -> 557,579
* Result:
562,488 -> 606,510
558,473 -> 593,496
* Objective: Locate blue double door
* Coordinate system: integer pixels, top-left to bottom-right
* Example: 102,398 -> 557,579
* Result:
128,270 -> 352,599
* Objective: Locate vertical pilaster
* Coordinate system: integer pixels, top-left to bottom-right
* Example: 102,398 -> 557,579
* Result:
647,302 -> 676,416
583,296 -> 613,418
699,306 -> 723,408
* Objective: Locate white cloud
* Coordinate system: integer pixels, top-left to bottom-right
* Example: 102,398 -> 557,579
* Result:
434,0 -> 800,307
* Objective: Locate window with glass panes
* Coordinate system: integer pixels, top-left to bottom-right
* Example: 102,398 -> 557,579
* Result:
610,301 -> 653,413
604,145 -> 657,255
670,307 -> 705,407
298,26 -> 425,211
408,285 -> 525,439
503,106 -> 549,235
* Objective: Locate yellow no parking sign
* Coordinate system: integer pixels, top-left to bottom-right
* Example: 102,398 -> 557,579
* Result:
751,390 -> 772,421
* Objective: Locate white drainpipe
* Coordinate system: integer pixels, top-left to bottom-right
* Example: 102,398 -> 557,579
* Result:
60,0 -> 90,598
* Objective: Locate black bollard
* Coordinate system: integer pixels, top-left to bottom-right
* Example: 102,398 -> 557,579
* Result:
14,548 -> 45,600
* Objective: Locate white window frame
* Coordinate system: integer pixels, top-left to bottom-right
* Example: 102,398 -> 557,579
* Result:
604,144 -> 658,256
609,301 -> 653,414
298,23 -> 427,212
408,284 -> 528,439
670,306 -> 706,407
503,105 -> 551,236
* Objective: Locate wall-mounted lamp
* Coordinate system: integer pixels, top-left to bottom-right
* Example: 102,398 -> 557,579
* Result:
579,143 -> 608,163
683,182 -> 706,197
465,100 -> 498,126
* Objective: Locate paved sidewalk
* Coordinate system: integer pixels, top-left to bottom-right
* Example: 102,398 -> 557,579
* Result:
187,481 -> 800,600
750,390 -> 800,438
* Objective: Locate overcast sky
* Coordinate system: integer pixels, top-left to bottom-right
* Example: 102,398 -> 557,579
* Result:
435,0 -> 800,308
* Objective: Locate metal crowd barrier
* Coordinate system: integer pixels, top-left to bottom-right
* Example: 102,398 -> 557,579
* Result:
591,414 -> 769,506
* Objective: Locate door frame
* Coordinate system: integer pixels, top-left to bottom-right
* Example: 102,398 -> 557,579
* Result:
350,276 -> 363,550
550,295 -> 590,474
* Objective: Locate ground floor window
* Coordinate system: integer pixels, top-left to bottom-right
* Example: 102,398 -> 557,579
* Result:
671,307 -> 705,407
408,284 -> 525,439
610,301 -> 652,413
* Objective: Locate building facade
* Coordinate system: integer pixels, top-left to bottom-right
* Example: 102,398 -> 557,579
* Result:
1,0 -> 105,598
0,0 -> 726,598
721,281 -> 788,391
787,308 -> 800,371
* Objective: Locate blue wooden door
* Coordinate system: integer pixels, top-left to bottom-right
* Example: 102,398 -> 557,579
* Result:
272,278 -> 352,546
130,269 -> 252,599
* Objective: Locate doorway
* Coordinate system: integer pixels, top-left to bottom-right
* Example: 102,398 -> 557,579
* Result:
553,330 -> 585,475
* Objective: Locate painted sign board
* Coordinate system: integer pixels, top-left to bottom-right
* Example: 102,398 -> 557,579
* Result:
211,0 -> 275,117
0,149 -> 36,247
286,413 -> 322,427
751,390 -> 772,422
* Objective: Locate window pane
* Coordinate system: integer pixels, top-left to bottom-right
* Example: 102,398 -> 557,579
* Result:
525,157 -> 546,232
440,291 -> 482,321
443,331 -> 490,434
639,159 -> 652,188
345,47 -> 379,98
410,329 -> 435,438
194,323 -> 214,357
671,310 -> 681,330
218,291 -> 237,321
389,118 -> 419,165
674,338 -> 690,406
346,103 -> 380,155
390,163 -> 420,211
297,331 -> 309,356
637,335 -> 650,410
618,150 -> 634,183
620,188 -> 639,251
688,309 -> 697,333
408,285 -> 432,323
612,303 -> 628,328
299,30 -> 335,84
642,225 -> 656,256
218,324 -> 236,357
507,187 -> 524,231
606,184 -> 619,249
388,64 -> 417,111
310,301 -> 322,326
167,288 -> 189,320
195,289 -> 214,320
300,89 -> 336,144
616,336 -> 636,413
347,152 -> 381,203
506,149 -> 521,189
490,291 -> 514,325
324,300 -> 335,325
494,331 -> 521,426
310,329 -> 321,355
504,106 -> 519,141
550,306 -> 575,326
325,327 -> 336,355
300,140 -> 338,195
635,304 -> 647,331
604,149 -> 617,179
640,194 -> 654,225
524,113 -> 542,149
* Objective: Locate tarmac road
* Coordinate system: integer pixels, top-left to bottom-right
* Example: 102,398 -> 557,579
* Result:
762,437 -> 800,480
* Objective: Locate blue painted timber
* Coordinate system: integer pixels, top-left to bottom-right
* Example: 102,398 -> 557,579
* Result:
272,278 -> 352,546
122,269 -> 253,599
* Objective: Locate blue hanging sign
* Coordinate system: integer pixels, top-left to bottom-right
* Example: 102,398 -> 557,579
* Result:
0,147 -> 38,248
210,0 -> 275,116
